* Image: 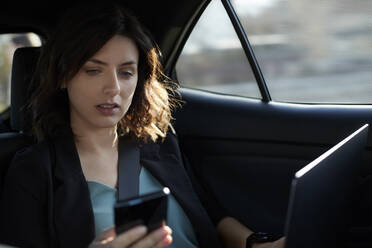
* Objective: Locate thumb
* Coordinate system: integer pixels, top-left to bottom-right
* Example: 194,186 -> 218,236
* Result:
95,226 -> 116,242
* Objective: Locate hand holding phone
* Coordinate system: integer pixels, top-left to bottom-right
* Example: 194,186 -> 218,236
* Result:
89,225 -> 172,248
114,187 -> 170,235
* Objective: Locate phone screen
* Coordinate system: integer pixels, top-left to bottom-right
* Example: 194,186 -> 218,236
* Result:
114,187 -> 170,235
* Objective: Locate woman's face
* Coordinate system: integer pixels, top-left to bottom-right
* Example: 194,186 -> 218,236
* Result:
66,35 -> 139,133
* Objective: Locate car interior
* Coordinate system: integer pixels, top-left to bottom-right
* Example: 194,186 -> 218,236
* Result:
0,0 -> 372,247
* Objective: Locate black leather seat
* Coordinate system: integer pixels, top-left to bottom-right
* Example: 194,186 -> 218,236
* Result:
10,47 -> 40,133
0,47 -> 40,196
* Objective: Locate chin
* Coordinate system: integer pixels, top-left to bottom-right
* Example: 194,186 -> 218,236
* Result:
94,118 -> 121,129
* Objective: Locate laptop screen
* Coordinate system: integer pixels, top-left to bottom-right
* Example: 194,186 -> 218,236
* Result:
284,124 -> 368,248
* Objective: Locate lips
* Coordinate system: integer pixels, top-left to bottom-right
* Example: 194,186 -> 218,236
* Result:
96,103 -> 120,116
97,103 -> 118,108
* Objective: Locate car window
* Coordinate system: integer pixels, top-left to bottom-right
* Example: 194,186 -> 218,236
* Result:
0,33 -> 41,113
176,0 -> 261,99
231,0 -> 372,104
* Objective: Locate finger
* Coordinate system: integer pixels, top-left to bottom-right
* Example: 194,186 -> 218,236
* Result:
111,225 -> 147,247
163,226 -> 172,235
153,234 -> 173,248
96,226 -> 116,241
273,237 -> 286,248
89,227 -> 116,247
153,226 -> 172,248
130,227 -> 169,248
278,237 -> 286,247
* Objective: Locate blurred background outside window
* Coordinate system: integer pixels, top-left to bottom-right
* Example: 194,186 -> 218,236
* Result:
0,33 -> 41,113
176,0 -> 261,99
177,0 -> 372,104
232,0 -> 372,103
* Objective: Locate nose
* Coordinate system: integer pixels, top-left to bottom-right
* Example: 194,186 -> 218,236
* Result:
103,70 -> 120,96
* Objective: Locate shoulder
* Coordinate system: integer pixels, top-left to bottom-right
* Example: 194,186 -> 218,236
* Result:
6,140 -> 51,193
140,131 -> 182,161
160,131 -> 182,156
10,140 -> 50,170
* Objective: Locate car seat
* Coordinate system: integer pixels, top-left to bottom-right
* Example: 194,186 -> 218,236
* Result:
0,47 -> 40,198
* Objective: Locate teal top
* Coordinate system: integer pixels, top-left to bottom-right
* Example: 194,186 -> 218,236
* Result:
86,181 -> 116,234
87,167 -> 199,248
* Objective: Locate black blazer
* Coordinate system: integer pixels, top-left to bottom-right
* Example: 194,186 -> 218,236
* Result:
0,130 -> 225,248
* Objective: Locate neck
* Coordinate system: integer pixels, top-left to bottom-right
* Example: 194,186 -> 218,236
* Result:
72,125 -> 118,153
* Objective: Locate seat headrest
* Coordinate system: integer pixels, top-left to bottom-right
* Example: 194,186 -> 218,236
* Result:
10,47 -> 40,132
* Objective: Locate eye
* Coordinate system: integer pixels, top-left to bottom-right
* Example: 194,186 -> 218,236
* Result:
85,69 -> 101,75
119,70 -> 134,78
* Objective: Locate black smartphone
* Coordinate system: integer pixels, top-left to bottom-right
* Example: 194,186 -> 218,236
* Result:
114,187 -> 170,235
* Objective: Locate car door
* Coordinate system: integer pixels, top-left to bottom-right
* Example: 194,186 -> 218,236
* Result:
171,0 -> 372,247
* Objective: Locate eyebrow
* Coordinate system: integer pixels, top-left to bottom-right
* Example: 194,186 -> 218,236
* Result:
87,58 -> 137,66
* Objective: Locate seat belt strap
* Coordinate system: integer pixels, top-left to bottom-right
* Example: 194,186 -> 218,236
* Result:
117,135 -> 140,201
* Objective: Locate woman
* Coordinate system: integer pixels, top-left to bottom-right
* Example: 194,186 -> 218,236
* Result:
0,2 -> 284,248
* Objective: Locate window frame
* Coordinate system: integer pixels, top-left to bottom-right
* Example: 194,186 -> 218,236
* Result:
170,0 -> 271,101
221,0 -> 271,102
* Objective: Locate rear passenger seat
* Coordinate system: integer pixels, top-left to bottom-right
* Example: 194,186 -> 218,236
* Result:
0,47 -> 40,199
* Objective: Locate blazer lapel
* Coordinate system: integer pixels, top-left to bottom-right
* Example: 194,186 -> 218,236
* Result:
140,152 -> 200,210
52,131 -> 95,247
139,136 -> 219,248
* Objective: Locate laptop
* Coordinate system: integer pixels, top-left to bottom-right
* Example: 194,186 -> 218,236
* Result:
284,124 -> 368,248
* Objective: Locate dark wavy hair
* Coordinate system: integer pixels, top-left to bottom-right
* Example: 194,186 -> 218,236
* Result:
30,2 -> 179,142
